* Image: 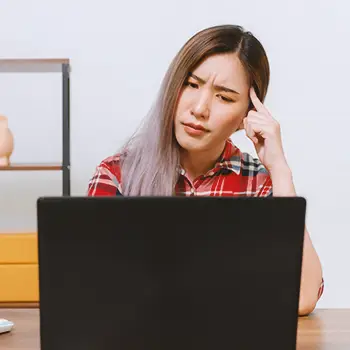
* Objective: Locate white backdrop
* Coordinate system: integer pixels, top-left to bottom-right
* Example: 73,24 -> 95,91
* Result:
0,0 -> 348,308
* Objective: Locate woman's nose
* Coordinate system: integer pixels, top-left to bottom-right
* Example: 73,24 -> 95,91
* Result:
191,91 -> 210,119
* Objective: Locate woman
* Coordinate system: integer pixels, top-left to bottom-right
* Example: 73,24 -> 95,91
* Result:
87,24 -> 323,315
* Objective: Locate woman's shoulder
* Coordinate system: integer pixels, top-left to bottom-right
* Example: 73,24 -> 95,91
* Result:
227,142 -> 272,197
240,151 -> 269,176
226,140 -> 269,177
87,153 -> 123,196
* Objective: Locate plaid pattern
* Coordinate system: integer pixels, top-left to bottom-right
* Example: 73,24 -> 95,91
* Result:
318,279 -> 324,300
87,139 -> 272,197
87,138 -> 324,302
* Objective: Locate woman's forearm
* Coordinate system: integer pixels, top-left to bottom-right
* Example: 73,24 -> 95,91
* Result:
269,165 -> 323,316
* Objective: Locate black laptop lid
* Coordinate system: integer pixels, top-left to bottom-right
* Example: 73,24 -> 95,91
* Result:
37,196 -> 305,350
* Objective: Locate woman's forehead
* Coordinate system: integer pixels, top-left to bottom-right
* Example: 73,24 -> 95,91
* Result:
191,53 -> 249,89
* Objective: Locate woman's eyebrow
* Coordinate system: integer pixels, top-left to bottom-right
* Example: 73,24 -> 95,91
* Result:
188,72 -> 240,95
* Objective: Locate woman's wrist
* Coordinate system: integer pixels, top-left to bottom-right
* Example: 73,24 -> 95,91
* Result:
269,163 -> 296,197
269,163 -> 292,180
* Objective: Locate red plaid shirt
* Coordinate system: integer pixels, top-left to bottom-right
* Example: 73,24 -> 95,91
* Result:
87,139 -> 272,197
87,138 -> 324,300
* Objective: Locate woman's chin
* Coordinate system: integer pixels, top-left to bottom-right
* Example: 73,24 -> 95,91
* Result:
175,133 -> 209,152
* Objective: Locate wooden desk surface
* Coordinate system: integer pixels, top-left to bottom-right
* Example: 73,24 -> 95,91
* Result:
1,308 -> 349,349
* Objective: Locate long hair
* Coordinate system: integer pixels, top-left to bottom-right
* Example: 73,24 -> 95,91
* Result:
119,24 -> 270,196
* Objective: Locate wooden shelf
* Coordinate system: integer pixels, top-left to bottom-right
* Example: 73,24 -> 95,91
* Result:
0,302 -> 39,308
0,163 -> 63,171
0,58 -> 70,73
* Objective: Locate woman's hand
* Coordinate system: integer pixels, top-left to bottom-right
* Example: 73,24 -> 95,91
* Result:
243,87 -> 289,175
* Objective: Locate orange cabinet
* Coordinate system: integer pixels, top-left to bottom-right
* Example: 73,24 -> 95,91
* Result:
0,233 -> 39,302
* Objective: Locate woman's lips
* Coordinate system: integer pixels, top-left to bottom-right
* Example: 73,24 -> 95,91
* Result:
182,122 -> 209,136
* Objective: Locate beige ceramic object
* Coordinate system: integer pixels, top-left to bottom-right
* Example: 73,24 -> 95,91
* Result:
0,115 -> 14,166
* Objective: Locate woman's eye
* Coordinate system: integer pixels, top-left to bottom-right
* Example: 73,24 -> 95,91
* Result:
185,81 -> 199,89
218,95 -> 233,103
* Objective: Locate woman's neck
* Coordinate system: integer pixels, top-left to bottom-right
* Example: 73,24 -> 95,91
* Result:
180,142 -> 226,182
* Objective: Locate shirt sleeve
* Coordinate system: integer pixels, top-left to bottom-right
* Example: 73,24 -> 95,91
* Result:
87,157 -> 122,196
255,172 -> 273,197
318,278 -> 324,300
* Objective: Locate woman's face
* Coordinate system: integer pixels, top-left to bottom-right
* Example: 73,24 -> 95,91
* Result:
174,52 -> 251,153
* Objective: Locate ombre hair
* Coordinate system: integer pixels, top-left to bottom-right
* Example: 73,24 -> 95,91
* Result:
118,24 -> 270,196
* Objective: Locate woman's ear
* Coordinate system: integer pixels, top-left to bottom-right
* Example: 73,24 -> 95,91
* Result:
237,100 -> 253,131
238,108 -> 249,130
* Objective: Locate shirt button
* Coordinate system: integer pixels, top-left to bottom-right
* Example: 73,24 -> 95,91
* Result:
190,187 -> 195,195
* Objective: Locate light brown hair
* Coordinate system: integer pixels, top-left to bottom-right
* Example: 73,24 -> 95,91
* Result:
119,24 -> 270,196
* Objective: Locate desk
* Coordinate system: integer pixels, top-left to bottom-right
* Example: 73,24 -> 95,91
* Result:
1,309 -> 350,349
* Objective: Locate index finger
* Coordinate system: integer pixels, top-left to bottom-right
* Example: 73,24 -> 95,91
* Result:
250,87 -> 268,114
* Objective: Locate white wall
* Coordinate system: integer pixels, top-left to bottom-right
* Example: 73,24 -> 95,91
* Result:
0,0 -> 348,308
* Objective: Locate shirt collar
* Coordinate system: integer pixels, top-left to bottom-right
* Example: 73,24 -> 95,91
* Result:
178,139 -> 241,177
212,138 -> 241,175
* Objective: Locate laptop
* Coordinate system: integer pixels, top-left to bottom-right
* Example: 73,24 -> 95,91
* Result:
37,196 -> 306,350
